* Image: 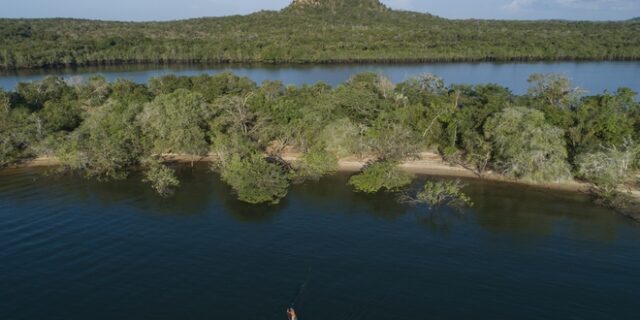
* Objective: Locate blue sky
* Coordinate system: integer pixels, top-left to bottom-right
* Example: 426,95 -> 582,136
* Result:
3,0 -> 639,21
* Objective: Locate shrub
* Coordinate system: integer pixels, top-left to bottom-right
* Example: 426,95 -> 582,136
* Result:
219,154 -> 290,204
484,107 -> 571,182
349,160 -> 413,193
291,145 -> 338,182
415,180 -> 473,209
143,159 -> 180,197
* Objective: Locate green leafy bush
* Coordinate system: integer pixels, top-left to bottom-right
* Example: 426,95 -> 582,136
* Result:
291,145 -> 339,182
143,159 -> 181,197
484,107 -> 571,182
349,160 -> 413,193
576,141 -> 638,209
219,154 -> 290,204
415,180 -> 473,209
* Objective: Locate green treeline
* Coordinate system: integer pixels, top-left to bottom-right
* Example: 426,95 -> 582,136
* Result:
1,72 -> 639,207
1,0 -> 640,70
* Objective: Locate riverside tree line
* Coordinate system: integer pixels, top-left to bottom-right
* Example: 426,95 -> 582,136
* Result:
0,72 -> 638,209
1,0 -> 640,70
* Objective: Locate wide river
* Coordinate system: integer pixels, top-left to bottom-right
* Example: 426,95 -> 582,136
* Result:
1,61 -> 640,94
0,165 -> 639,320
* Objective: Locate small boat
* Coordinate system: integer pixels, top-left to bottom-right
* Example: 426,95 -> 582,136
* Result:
287,307 -> 298,320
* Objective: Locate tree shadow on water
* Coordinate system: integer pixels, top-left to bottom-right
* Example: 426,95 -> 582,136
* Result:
290,172 -> 409,221
201,166 -> 288,223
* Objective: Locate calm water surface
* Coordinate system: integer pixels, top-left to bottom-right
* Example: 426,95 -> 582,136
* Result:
1,62 -> 639,94
0,166 -> 639,320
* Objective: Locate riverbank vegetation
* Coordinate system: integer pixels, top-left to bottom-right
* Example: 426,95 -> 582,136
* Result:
0,71 -> 639,212
1,0 -> 640,70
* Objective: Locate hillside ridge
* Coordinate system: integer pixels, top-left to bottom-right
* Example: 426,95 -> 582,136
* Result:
288,0 -> 388,11
0,1 -> 639,69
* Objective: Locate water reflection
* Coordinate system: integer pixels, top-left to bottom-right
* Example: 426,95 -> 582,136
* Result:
0,164 -> 630,242
291,173 -> 409,220
467,179 -> 621,243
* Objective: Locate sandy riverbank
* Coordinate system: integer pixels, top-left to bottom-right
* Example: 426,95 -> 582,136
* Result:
7,151 -> 640,222
13,152 -> 590,193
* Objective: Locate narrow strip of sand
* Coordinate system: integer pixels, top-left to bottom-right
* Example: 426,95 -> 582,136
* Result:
7,151 -> 640,221
13,152 -> 589,193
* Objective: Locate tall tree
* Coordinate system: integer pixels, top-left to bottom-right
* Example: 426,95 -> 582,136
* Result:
485,107 -> 571,182
138,89 -> 210,159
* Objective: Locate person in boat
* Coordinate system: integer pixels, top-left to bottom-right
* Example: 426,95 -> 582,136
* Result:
287,307 -> 298,320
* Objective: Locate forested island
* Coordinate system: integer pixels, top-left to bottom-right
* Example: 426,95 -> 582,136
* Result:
1,0 -> 640,70
1,71 -> 638,217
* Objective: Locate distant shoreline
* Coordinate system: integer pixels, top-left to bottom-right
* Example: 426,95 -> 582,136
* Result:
3,58 -> 640,73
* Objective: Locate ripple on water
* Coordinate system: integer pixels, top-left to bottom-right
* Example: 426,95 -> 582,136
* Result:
0,167 -> 639,320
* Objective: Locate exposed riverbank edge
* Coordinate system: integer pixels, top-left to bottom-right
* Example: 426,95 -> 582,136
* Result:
8,152 -> 640,222
3,58 -> 640,73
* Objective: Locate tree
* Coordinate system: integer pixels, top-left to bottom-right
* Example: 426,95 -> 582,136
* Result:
148,75 -> 193,96
329,85 -> 385,125
219,153 -> 290,204
76,75 -> 112,107
190,73 -> 257,102
38,100 -> 82,133
290,144 -> 338,182
459,131 -> 492,178
484,107 -> 571,182
576,140 -> 638,196
15,76 -> 75,110
56,100 -> 144,180
210,132 -> 260,166
0,89 -> 9,112
567,91 -> 635,156
402,180 -> 473,210
364,120 -> 419,160
396,73 -> 446,105
0,104 -> 37,167
349,160 -> 414,193
143,158 -> 181,197
109,79 -> 153,105
138,89 -> 210,159
212,94 -> 265,138
321,118 -> 362,158
346,73 -> 395,99
0,104 -> 19,166
527,73 -> 582,109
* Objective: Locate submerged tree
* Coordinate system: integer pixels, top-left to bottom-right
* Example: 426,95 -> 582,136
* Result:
400,179 -> 473,210
349,160 -> 414,193
218,153 -> 290,204
143,158 -> 181,197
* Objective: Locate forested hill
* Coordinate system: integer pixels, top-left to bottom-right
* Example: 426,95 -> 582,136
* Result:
1,0 -> 639,70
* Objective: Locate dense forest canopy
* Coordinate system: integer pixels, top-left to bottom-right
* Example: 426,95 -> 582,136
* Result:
1,71 -> 639,211
1,0 -> 639,70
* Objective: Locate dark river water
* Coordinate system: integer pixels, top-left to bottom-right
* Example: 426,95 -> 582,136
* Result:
1,62 -> 639,94
1,165 -> 639,320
